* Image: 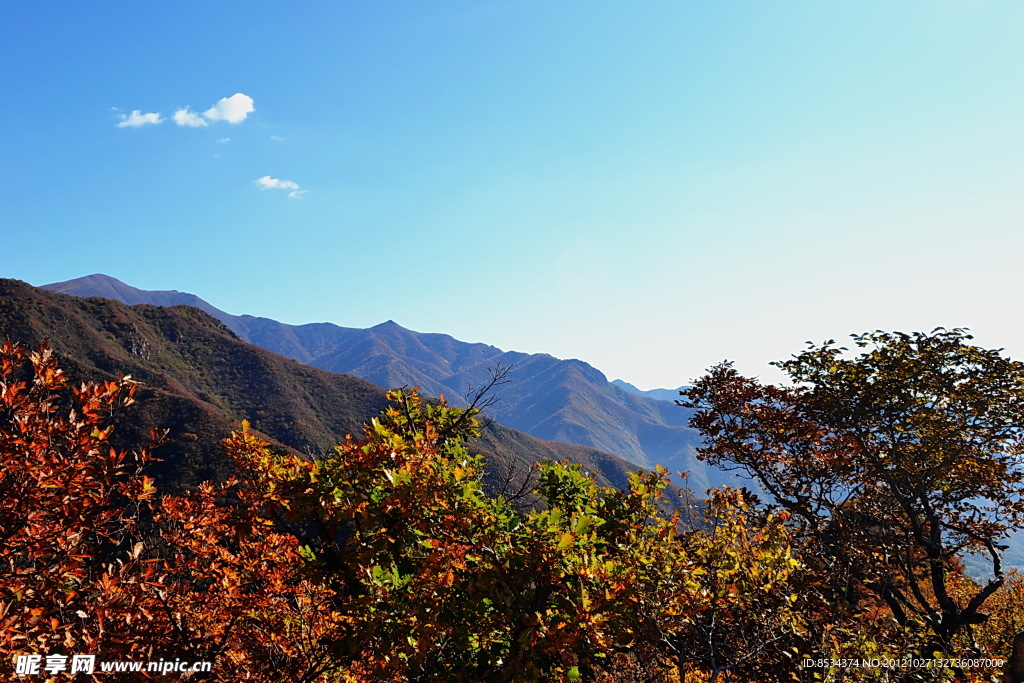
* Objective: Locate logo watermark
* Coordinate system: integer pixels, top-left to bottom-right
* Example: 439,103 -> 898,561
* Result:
14,654 -> 213,676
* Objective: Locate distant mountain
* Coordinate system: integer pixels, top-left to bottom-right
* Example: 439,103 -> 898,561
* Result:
42,274 -> 741,492
611,379 -> 688,403
42,274 -> 323,362
7,278 -> 671,502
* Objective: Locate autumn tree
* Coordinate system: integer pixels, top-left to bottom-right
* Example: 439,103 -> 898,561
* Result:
665,489 -> 806,682
0,341 -> 344,681
0,340 -> 162,661
122,476 -> 345,682
226,388 -> 682,681
226,386 -> 817,682
682,328 -> 1024,661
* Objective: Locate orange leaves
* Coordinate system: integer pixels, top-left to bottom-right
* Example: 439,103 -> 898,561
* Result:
121,475 -> 345,681
0,341 -> 161,659
0,340 -> 343,680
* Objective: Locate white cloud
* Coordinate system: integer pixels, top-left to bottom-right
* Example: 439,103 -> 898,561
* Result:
255,175 -> 299,190
204,93 -> 255,124
216,138 -> 230,143
116,92 -> 254,130
116,110 -> 163,128
255,175 -> 306,198
173,108 -> 207,127
270,135 -> 285,142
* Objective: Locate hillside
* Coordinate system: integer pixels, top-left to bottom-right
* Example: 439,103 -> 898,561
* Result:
43,274 -> 739,492
3,278 -> 678,502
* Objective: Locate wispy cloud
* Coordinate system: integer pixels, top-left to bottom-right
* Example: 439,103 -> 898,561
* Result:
204,93 -> 254,124
216,138 -> 230,143
255,175 -> 306,199
270,135 -> 285,142
255,176 -> 299,191
116,110 -> 163,128
172,108 -> 207,127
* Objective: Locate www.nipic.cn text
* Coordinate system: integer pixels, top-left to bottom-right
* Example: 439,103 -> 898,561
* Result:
14,654 -> 213,676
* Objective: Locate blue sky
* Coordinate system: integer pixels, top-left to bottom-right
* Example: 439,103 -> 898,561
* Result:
3,1 -> 1023,389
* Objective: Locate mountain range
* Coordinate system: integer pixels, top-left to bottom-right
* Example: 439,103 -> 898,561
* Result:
10,274 -> 1019,577
42,274 -> 739,492
2,278 -> 699,512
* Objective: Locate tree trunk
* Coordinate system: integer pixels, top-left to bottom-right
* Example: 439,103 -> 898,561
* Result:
1007,631 -> 1024,683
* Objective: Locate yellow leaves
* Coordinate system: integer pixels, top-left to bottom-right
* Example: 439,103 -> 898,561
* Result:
138,475 -> 156,500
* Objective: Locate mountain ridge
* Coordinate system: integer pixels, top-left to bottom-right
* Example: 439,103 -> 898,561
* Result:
611,378 -> 689,403
41,274 -> 739,492
4,278 -> 681,503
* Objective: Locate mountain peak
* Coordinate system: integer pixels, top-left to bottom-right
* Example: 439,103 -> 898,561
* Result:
46,272 -> 127,287
40,274 -> 241,337
44,273 -> 142,300
79,273 -> 124,283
